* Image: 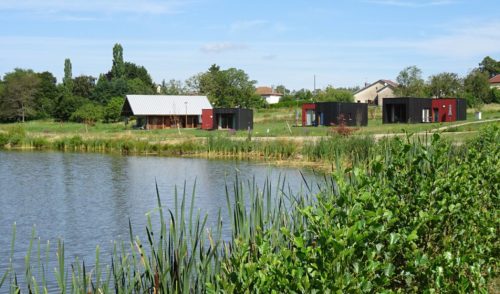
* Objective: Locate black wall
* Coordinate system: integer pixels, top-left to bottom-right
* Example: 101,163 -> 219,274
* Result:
315,102 -> 368,126
383,97 -> 432,123
456,98 -> 467,121
213,108 -> 253,130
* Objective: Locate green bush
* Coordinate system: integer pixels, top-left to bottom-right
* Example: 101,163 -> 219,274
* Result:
216,129 -> 499,292
0,133 -> 8,147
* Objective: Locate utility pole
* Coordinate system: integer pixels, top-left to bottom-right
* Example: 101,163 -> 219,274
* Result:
314,75 -> 316,93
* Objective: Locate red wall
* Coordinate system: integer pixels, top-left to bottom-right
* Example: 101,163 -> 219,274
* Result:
302,103 -> 316,126
431,99 -> 457,122
201,109 -> 214,129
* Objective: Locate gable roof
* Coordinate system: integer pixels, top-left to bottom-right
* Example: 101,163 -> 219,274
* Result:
489,74 -> 500,84
354,79 -> 398,95
123,95 -> 212,116
256,86 -> 283,96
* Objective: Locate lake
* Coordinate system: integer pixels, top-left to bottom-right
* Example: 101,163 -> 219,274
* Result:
0,150 -> 321,287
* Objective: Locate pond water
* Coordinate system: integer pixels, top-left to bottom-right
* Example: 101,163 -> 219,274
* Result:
0,150 -> 322,288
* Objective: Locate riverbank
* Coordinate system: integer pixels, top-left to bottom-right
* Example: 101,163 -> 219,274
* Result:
1,126 -> 498,292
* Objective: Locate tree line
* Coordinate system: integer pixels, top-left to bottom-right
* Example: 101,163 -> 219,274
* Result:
0,42 -> 498,123
393,58 -> 500,109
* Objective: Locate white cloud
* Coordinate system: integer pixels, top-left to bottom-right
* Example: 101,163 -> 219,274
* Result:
0,0 -> 189,16
230,20 -> 269,32
200,42 -> 248,53
365,0 -> 456,7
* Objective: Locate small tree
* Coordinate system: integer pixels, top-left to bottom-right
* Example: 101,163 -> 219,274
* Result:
70,103 -> 104,131
104,96 -> 125,122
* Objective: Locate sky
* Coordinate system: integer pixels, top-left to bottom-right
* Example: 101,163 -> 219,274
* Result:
0,0 -> 499,91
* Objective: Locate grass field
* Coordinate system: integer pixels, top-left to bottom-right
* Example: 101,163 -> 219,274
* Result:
1,103 -> 499,142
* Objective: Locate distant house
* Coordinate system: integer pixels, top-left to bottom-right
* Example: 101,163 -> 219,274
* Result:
256,86 -> 283,104
489,74 -> 500,89
354,80 -> 398,105
120,95 -> 212,129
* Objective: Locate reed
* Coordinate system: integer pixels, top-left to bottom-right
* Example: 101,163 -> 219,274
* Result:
0,127 -> 498,292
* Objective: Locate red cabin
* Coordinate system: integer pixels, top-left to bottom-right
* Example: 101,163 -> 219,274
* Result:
431,98 -> 457,122
302,103 -> 317,126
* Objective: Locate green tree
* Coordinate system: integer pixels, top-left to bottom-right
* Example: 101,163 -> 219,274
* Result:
428,72 -> 462,98
395,65 -> 426,97
112,43 -> 125,79
70,103 -> 104,131
478,56 -> 500,78
54,88 -> 88,121
0,69 -> 40,122
161,79 -> 185,95
92,76 -> 128,105
127,78 -> 155,95
294,88 -> 313,101
196,64 -> 262,108
73,75 -> 96,100
35,71 -> 59,118
491,88 -> 500,103
124,62 -> 154,89
464,70 -> 491,105
316,86 -> 354,102
63,58 -> 73,93
104,96 -> 125,122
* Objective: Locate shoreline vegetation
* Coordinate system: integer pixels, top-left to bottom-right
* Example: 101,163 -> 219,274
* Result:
0,126 -> 498,292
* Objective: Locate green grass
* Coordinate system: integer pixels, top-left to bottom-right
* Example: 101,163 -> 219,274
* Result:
0,126 -> 498,293
0,103 -> 499,143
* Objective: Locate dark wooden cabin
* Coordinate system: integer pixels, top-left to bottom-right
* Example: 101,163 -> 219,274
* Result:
302,102 -> 368,127
383,97 -> 466,124
201,108 -> 253,130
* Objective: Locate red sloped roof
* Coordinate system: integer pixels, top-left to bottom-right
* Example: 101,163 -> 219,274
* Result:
255,86 -> 283,96
489,74 -> 500,84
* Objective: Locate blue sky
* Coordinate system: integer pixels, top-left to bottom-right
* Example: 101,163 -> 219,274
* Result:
0,0 -> 499,90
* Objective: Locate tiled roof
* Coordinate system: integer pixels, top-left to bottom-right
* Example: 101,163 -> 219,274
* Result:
489,74 -> 500,83
125,95 -> 212,116
256,86 -> 283,96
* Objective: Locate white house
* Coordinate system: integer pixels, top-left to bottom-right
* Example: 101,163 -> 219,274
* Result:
489,74 -> 500,89
256,86 -> 283,104
354,80 -> 398,106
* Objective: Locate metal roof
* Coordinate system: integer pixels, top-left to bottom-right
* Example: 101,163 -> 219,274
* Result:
125,95 -> 212,116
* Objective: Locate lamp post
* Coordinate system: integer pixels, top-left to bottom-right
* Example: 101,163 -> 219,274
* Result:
184,101 -> 188,128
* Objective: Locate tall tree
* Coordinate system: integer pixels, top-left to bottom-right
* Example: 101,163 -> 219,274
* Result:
73,75 -> 96,100
428,72 -> 462,98
112,43 -> 125,79
0,69 -> 41,122
478,56 -> 500,78
395,65 -> 426,97
195,64 -> 262,108
464,69 -> 491,105
124,62 -> 154,89
35,71 -> 59,118
63,58 -> 73,92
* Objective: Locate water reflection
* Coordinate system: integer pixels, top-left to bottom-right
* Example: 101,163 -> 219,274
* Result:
0,150 -> 320,286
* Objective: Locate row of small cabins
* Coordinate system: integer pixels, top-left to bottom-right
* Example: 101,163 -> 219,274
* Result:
120,95 -> 467,130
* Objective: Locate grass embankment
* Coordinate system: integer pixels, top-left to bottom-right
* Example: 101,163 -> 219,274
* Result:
0,103 -> 499,169
1,127 -> 498,293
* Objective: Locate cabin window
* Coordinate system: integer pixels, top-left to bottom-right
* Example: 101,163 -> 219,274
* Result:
448,105 -> 452,116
